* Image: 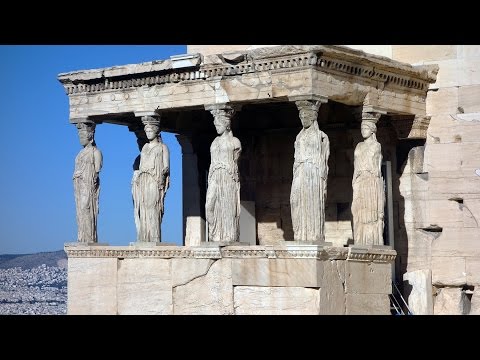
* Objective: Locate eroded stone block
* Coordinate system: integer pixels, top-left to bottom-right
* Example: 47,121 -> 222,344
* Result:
173,258 -> 233,315
345,261 -> 391,294
345,293 -> 390,315
231,258 -> 322,287
234,286 -> 320,315
319,260 -> 346,314
171,258 -> 215,287
117,258 -> 172,315
432,256 -> 466,286
434,287 -> 468,315
68,257 -> 117,315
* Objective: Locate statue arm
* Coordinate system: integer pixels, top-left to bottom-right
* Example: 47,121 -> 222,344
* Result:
320,131 -> 330,180
324,133 -> 330,177
92,148 -> 103,186
377,143 -> 382,177
292,139 -> 298,173
233,137 -> 242,216
93,148 -> 103,174
377,145 -> 384,218
352,145 -> 359,186
233,137 -> 242,163
162,143 -> 170,190
131,170 -> 139,185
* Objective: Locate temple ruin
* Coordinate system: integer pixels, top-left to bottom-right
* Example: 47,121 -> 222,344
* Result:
59,45 -> 480,315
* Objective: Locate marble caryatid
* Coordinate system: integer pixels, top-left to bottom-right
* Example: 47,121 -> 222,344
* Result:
205,107 -> 242,243
290,99 -> 330,242
130,125 -> 148,237
132,115 -> 170,243
352,114 -> 385,245
73,122 -> 102,243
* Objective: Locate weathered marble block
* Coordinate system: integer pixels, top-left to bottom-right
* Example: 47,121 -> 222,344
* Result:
67,257 -> 117,315
117,258 -> 172,315
234,286 -> 320,315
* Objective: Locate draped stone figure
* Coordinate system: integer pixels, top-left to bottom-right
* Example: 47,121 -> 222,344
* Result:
352,117 -> 385,245
132,116 -> 170,243
73,122 -> 102,243
131,127 -> 148,239
205,108 -> 242,243
290,100 -> 330,242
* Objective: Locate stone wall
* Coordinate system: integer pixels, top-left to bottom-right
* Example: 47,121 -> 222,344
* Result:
390,46 -> 480,314
65,244 -> 395,315
187,45 -> 480,314
330,45 -> 480,315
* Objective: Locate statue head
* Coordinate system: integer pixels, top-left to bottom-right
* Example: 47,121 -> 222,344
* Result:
212,108 -> 234,135
296,101 -> 319,129
76,122 -> 96,147
142,116 -> 161,141
361,120 -> 377,139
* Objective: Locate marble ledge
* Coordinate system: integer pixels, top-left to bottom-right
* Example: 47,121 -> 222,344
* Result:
64,242 -> 396,262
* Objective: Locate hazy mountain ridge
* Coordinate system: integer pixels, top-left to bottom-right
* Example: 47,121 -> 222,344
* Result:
0,250 -> 67,270
0,250 -> 67,315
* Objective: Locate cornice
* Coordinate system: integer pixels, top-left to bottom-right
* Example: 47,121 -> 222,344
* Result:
58,46 -> 437,97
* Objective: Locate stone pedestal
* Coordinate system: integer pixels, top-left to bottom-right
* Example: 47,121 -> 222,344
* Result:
64,243 -> 396,315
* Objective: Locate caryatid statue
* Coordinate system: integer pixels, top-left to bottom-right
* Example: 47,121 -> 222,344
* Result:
351,112 -> 385,245
290,99 -> 330,242
131,115 -> 170,243
205,106 -> 242,243
73,122 -> 102,243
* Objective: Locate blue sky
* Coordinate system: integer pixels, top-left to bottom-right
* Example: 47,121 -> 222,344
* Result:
0,45 -> 187,254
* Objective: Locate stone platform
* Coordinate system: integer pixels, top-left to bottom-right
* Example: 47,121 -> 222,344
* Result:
64,243 -> 396,315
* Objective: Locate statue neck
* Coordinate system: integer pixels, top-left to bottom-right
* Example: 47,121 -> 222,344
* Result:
220,130 -> 232,138
364,134 -> 376,143
304,120 -> 318,131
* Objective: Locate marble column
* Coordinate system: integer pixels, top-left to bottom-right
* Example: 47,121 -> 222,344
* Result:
176,134 -> 205,246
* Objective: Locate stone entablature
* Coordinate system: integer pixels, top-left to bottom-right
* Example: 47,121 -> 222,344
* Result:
64,244 -> 396,262
59,46 -> 436,95
58,45 -> 438,124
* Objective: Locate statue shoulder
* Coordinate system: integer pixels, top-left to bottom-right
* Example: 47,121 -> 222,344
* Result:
232,136 -> 241,150
161,142 -> 169,153
149,142 -> 164,154
295,129 -> 304,142
210,137 -> 218,148
319,129 -> 329,138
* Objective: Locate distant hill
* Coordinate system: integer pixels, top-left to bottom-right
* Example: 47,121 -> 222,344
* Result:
0,250 -> 67,270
